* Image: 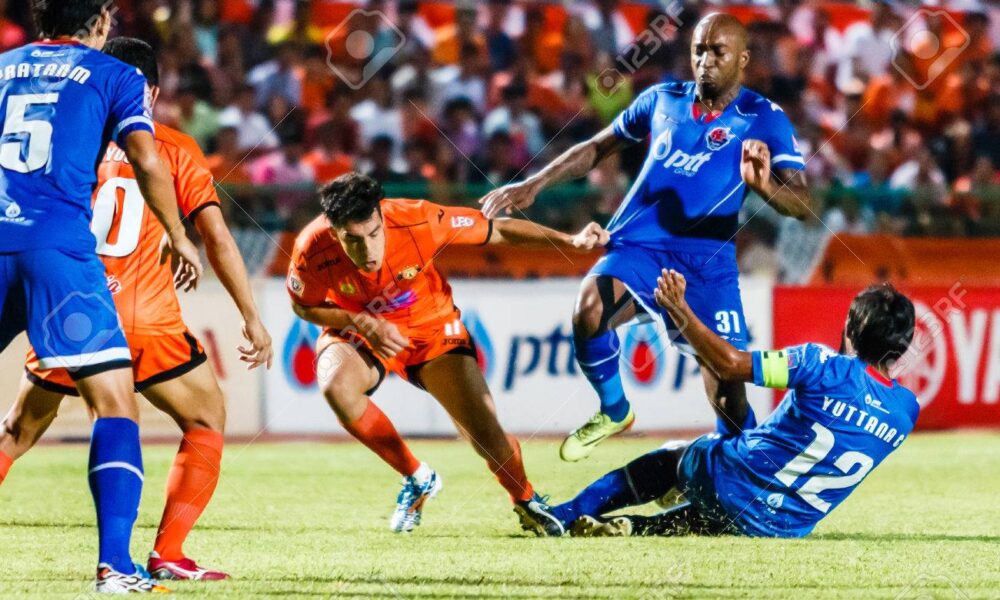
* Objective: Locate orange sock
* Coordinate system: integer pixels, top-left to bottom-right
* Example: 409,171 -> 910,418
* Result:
0,450 -> 12,485
487,435 -> 534,503
154,428 -> 224,561
341,400 -> 420,476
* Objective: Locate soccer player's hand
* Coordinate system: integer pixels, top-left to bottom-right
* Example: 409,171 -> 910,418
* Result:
240,317 -> 274,370
159,232 -> 204,292
356,314 -> 410,358
740,139 -> 772,194
654,269 -> 688,313
479,180 -> 539,219
570,222 -> 610,252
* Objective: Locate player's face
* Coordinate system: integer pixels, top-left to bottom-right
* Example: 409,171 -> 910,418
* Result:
334,210 -> 386,272
690,24 -> 748,98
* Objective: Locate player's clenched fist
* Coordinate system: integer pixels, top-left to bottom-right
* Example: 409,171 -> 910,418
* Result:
654,268 -> 688,313
355,312 -> 410,358
570,222 -> 611,252
740,139 -> 772,194
479,180 -> 540,219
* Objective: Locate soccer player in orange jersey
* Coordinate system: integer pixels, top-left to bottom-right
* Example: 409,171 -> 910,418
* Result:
0,38 -> 273,581
288,172 -> 608,536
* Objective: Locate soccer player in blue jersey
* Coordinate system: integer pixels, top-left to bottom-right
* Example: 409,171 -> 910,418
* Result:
481,13 -> 814,462
0,1 -> 202,592
535,274 -> 917,538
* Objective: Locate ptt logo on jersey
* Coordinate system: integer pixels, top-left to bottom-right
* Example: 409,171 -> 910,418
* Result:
397,265 -> 420,281
339,281 -> 357,295
651,128 -> 712,176
106,275 -> 123,296
705,127 -> 734,151
451,216 -> 475,228
663,149 -> 712,176
0,201 -> 27,225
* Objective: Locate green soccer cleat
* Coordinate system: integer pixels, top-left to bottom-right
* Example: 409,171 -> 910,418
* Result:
559,408 -> 635,462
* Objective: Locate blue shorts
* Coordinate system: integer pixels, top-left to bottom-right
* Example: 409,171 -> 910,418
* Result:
590,242 -> 748,355
677,434 -> 741,535
0,248 -> 131,380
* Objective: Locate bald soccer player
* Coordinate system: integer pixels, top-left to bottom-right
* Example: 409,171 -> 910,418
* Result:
482,13 -> 815,470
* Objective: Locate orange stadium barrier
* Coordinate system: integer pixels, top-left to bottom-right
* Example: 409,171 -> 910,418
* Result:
810,235 -> 1000,288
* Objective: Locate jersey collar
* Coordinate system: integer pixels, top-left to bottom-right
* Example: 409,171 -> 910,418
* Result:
865,364 -> 895,387
691,86 -> 746,124
34,39 -> 84,46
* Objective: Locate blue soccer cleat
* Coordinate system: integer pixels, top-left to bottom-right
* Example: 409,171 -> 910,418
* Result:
390,468 -> 442,533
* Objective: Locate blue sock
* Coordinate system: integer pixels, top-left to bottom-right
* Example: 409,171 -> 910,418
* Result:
89,418 -> 143,574
549,467 -> 635,527
575,332 -> 630,422
716,406 -> 758,436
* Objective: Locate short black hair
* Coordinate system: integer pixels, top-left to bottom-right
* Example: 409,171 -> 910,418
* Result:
103,37 -> 159,87
320,172 -> 383,228
31,0 -> 108,39
845,284 -> 915,368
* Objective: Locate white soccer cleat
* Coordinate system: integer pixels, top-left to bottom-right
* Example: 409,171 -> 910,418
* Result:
96,563 -> 170,593
389,468 -> 442,533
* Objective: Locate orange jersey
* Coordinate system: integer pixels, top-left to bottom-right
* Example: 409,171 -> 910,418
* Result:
94,123 -> 219,335
287,200 -> 492,330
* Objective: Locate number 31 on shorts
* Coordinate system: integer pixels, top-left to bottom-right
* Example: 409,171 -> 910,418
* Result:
714,310 -> 742,334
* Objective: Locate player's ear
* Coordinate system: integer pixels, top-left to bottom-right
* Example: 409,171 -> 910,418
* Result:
94,9 -> 113,45
739,49 -> 750,70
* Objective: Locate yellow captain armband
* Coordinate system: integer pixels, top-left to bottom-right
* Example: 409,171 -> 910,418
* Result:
760,350 -> 790,389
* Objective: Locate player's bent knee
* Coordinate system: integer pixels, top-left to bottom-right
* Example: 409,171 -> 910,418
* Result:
573,285 -> 605,340
322,372 -> 370,424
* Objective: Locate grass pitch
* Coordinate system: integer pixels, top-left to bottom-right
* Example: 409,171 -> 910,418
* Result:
1,432 -> 999,599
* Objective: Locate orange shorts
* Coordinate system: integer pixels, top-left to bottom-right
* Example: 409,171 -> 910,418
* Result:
318,309 -> 477,393
25,330 -> 207,397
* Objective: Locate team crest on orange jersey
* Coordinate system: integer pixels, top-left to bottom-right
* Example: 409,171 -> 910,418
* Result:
288,273 -> 304,297
339,281 -> 357,295
397,265 -> 421,281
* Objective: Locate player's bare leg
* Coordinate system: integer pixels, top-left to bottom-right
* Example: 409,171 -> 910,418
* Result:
561,275 -> 642,461
318,341 -> 438,532
418,352 -> 563,536
0,377 -> 64,476
141,362 -> 228,580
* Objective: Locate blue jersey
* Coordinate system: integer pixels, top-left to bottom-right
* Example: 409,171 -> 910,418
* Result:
0,41 -> 154,252
708,344 -> 919,537
610,81 -> 803,255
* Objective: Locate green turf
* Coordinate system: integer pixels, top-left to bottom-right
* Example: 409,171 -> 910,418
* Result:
1,432 -> 999,598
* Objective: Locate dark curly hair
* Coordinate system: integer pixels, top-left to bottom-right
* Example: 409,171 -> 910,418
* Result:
104,37 -> 159,87
31,0 -> 108,39
845,284 -> 915,368
319,172 -> 384,228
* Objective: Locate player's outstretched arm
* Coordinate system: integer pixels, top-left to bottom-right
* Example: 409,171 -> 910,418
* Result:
193,205 -> 273,369
488,219 -> 610,253
124,130 -> 204,287
480,126 -> 631,218
654,269 -> 754,382
740,140 -> 813,220
291,303 -> 409,359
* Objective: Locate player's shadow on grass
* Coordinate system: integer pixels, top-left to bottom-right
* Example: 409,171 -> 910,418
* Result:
814,532 -> 1000,543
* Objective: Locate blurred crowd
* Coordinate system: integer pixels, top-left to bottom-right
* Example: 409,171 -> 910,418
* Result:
2,0 -> 998,265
